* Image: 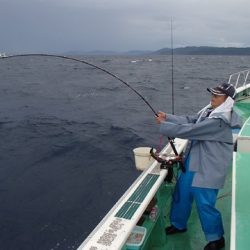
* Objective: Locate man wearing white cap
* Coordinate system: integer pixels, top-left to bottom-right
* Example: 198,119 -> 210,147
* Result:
156,83 -> 242,250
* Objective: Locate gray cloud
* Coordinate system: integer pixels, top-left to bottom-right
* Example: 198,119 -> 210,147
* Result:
0,0 -> 250,53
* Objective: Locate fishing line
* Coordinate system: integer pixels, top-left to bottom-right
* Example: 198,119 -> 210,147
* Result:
0,53 -> 158,116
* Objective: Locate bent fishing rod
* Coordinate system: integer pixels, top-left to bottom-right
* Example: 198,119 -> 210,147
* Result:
0,53 -> 157,116
0,53 -> 180,158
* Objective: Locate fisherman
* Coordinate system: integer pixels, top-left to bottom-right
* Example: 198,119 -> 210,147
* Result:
155,83 -> 242,250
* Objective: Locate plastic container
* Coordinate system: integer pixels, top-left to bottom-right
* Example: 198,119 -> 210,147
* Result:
126,226 -> 147,250
133,147 -> 155,171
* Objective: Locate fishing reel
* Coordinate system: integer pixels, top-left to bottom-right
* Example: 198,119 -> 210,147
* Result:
150,148 -> 185,183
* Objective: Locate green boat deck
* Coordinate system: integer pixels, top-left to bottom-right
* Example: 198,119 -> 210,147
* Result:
234,97 -> 250,121
234,152 -> 250,249
233,111 -> 250,249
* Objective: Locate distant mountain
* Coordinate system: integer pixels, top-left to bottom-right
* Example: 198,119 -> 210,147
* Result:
64,50 -> 119,56
154,46 -> 250,55
124,50 -> 153,55
64,46 -> 250,56
64,50 -> 152,56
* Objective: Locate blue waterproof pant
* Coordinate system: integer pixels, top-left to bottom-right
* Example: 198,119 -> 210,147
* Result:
170,159 -> 224,241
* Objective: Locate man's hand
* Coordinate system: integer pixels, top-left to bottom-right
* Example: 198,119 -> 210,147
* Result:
155,111 -> 166,124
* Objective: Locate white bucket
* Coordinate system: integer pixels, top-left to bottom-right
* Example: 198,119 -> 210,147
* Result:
133,147 -> 155,171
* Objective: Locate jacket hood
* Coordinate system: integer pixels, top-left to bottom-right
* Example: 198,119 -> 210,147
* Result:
210,110 -> 242,128
198,97 -> 242,128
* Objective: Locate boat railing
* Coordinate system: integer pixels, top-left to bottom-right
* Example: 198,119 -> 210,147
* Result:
228,69 -> 250,89
77,139 -> 188,249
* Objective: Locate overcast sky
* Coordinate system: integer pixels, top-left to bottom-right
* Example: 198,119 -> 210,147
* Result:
1,0 -> 250,53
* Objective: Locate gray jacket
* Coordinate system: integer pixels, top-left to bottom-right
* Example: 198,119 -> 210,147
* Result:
159,109 -> 242,189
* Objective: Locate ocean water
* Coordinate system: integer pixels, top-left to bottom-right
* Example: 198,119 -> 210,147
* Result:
0,55 -> 249,250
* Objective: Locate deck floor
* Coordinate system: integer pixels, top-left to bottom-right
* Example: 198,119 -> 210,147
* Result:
154,169 -> 232,250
